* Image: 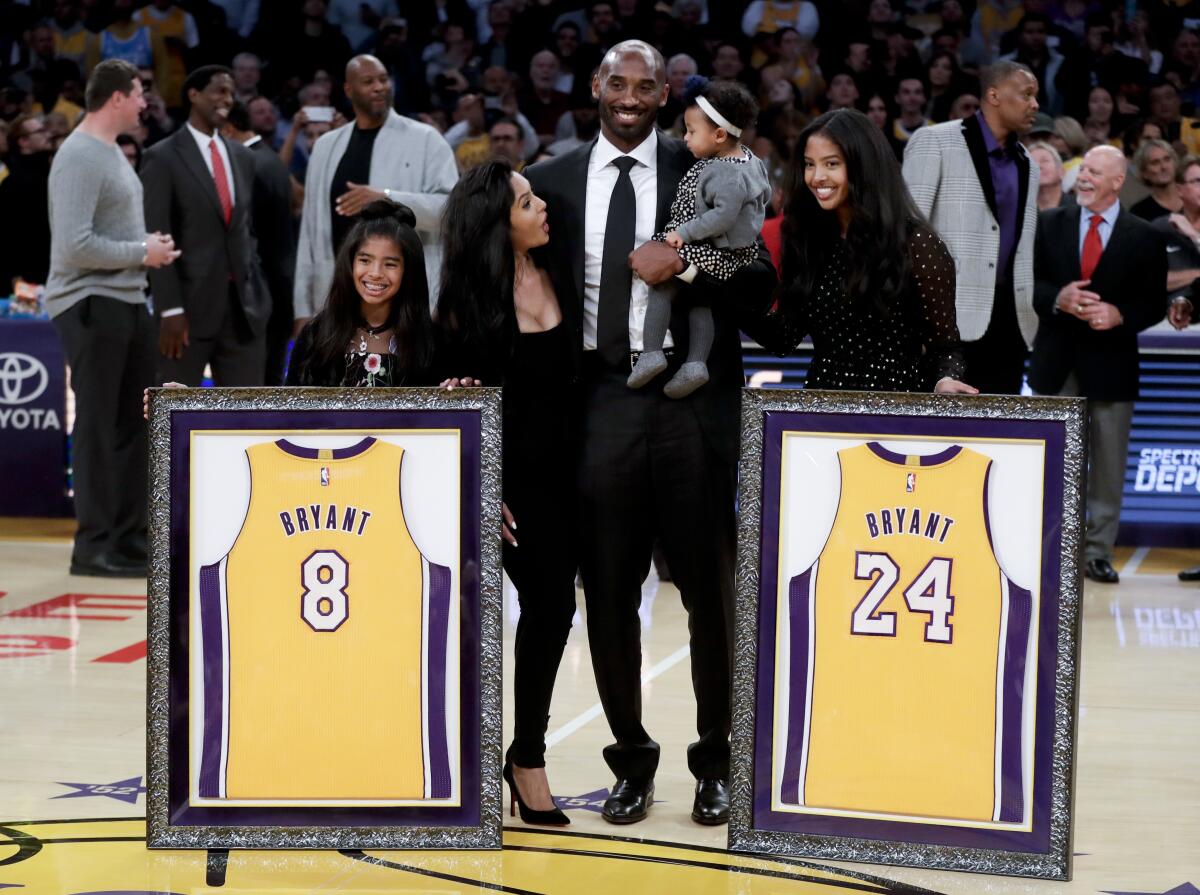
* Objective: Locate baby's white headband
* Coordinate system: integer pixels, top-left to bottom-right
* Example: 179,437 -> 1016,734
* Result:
696,96 -> 741,138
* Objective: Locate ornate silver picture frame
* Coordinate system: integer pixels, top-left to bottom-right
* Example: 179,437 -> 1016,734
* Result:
146,387 -> 503,850
728,389 -> 1086,880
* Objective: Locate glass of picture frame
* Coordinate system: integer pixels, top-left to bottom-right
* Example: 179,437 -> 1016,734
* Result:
145,387 -> 503,850
728,389 -> 1086,880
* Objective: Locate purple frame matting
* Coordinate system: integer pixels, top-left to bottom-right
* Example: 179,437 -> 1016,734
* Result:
167,408 -> 483,830
751,411 -> 1064,854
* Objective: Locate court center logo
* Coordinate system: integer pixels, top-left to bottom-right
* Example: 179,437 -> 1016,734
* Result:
0,353 -> 49,406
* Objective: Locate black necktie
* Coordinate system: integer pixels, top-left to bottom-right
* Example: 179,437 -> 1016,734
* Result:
597,155 -> 638,366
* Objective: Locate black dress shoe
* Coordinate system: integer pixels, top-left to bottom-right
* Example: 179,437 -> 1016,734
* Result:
70,552 -> 147,578
1179,565 -> 1200,582
1084,558 -> 1119,584
691,778 -> 729,825
602,779 -> 653,824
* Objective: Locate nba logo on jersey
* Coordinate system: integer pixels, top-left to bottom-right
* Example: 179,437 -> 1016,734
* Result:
906,472 -> 916,492
320,466 -> 330,486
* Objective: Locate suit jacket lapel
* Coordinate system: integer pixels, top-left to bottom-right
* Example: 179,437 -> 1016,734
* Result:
1015,145 -> 1031,229
962,116 -> 999,220
565,140 -> 592,309
174,128 -> 226,223
656,132 -> 689,231
1064,203 -> 1082,281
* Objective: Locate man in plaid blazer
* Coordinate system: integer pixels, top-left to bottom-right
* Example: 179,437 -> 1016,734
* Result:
903,61 -> 1041,395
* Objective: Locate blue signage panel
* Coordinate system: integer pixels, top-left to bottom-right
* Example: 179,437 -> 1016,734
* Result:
742,336 -> 1200,548
0,319 -> 71,516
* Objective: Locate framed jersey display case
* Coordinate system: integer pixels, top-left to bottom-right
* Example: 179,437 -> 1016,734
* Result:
144,387 -> 503,850
728,390 -> 1086,880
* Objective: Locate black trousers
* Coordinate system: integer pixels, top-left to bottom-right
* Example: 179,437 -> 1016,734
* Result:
52,296 -> 155,561
158,286 -> 266,386
502,436 -> 579,769
263,282 -> 294,386
577,359 -> 736,784
961,282 -> 1029,396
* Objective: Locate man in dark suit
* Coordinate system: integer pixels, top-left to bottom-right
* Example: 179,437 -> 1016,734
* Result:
222,99 -> 296,385
525,40 -> 777,827
142,65 -> 267,385
1030,145 -> 1167,584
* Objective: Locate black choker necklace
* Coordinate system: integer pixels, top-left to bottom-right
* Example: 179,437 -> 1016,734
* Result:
361,321 -> 389,335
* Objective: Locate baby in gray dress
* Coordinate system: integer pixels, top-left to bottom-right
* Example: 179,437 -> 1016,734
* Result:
629,78 -> 771,397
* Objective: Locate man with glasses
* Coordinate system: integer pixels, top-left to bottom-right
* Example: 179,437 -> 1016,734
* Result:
0,114 -> 53,288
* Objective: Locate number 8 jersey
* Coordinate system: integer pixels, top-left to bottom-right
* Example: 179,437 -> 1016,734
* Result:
778,442 -> 1032,824
195,437 -> 453,803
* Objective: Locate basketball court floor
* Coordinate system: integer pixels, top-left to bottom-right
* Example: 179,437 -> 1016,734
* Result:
0,520 -> 1196,893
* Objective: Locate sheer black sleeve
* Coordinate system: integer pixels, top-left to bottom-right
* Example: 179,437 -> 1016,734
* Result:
908,226 -> 966,385
738,273 -> 813,358
284,321 -> 328,386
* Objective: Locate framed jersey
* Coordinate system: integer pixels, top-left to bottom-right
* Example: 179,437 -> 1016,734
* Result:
144,387 -> 503,850
728,389 -> 1086,880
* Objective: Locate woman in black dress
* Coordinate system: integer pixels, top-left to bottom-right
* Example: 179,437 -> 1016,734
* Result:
436,160 -> 576,826
744,108 -> 978,394
287,201 -> 437,387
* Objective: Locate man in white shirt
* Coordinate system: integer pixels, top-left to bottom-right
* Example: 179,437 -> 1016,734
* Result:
141,65 -> 268,385
525,40 -> 777,828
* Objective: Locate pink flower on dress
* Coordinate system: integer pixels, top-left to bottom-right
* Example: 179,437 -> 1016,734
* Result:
364,353 -> 382,374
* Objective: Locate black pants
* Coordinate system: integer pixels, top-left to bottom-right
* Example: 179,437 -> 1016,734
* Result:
52,296 -> 155,562
962,283 -> 1029,395
158,286 -> 266,386
263,281 -> 294,386
502,437 -> 579,769
577,360 -> 736,784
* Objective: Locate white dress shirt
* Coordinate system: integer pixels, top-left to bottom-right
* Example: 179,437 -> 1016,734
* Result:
185,122 -> 237,206
583,130 -> 671,351
1077,198 -> 1120,256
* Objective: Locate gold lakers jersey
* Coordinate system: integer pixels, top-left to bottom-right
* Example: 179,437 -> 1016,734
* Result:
196,437 -> 453,803
777,442 -> 1031,823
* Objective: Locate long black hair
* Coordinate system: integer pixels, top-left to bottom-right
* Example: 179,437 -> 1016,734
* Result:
308,200 -> 435,377
435,159 -> 520,374
781,108 -> 925,315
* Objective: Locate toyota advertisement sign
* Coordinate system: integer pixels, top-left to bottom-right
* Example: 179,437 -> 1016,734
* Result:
0,321 -> 70,515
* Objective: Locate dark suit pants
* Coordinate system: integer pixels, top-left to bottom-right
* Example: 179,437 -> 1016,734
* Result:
962,283 -> 1029,395
158,286 -> 265,386
52,296 -> 155,562
502,442 -> 579,769
1056,374 -> 1134,562
578,359 -> 736,784
263,282 -> 294,386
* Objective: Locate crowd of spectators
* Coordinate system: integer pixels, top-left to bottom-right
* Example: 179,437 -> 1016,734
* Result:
9,0 -> 1200,295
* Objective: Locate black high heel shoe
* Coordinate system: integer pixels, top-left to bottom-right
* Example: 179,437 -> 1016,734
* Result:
503,761 -> 569,826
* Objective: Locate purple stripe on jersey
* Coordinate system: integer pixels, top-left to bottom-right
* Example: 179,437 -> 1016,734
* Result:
274,436 -> 377,459
780,568 -> 813,805
198,561 -> 225,799
999,581 -> 1032,823
983,461 -> 995,554
866,441 -> 963,467
426,561 -> 453,800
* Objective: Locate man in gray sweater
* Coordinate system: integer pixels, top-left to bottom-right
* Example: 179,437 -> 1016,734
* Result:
47,59 -> 180,578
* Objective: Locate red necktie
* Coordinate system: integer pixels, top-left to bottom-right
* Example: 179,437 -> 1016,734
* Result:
1080,213 -> 1103,280
209,138 -> 232,226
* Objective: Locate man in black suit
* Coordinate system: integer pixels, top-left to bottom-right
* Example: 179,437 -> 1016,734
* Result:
1030,145 -> 1167,584
525,40 -> 777,826
142,65 -> 267,385
222,99 -> 297,385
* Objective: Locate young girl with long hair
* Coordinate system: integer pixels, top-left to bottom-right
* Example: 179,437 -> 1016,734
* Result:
286,201 -> 437,387
743,108 -> 976,394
